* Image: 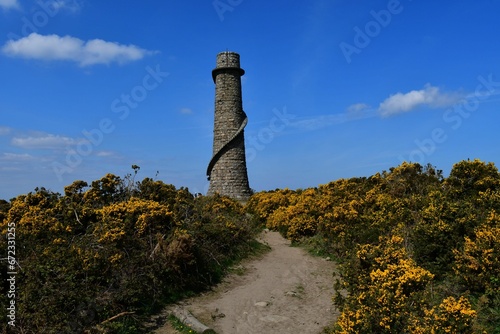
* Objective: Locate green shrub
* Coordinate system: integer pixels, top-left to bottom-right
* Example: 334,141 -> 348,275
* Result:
0,172 -> 259,333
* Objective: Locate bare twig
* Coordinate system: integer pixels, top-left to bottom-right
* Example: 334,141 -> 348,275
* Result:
100,311 -> 135,325
73,208 -> 82,225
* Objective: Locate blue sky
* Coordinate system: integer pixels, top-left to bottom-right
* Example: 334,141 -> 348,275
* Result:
1,0 -> 500,199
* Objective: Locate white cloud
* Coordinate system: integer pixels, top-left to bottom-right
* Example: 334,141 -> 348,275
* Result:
11,133 -> 83,149
52,0 -> 82,13
347,103 -> 370,114
290,110 -> 375,131
0,126 -> 11,135
2,33 -> 157,66
0,0 -> 20,10
180,107 -> 193,114
96,151 -> 117,157
290,114 -> 346,131
1,153 -> 34,161
285,105 -> 377,132
378,84 -> 463,117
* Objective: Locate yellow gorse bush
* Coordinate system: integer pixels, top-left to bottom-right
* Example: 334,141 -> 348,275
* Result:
0,171 -> 259,333
3,160 -> 498,333
454,223 -> 500,294
267,189 -> 320,241
335,235 -> 436,333
248,160 -> 500,333
421,296 -> 477,334
94,198 -> 173,243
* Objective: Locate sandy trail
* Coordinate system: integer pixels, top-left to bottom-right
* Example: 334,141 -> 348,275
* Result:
153,231 -> 339,334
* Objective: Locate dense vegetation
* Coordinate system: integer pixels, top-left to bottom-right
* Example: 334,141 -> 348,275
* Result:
2,159 -> 499,333
247,159 -> 500,333
0,168 -> 260,333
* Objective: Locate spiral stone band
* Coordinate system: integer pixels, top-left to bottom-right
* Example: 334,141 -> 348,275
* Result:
207,112 -> 248,181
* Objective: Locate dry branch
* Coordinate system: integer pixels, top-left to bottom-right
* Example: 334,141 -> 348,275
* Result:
100,311 -> 135,325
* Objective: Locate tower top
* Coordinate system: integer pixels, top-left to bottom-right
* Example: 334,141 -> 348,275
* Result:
216,51 -> 241,67
212,51 -> 245,82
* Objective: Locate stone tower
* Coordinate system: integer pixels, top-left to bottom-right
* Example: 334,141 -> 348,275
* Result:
207,51 -> 251,201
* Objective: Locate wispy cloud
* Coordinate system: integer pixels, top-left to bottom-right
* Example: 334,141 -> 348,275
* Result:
0,126 -> 11,135
346,103 -> 374,123
290,114 -> 346,131
2,33 -> 157,66
96,151 -> 120,158
290,108 -> 376,132
0,0 -> 20,10
0,152 -> 35,161
180,107 -> 193,115
378,84 -> 463,117
347,103 -> 370,115
52,0 -> 82,13
11,133 -> 84,149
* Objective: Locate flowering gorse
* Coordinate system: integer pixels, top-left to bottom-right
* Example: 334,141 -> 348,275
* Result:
247,160 -> 500,333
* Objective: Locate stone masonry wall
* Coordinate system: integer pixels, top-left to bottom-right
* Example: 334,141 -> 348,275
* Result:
207,52 -> 251,201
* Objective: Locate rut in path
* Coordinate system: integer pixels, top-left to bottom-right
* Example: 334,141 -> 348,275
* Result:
153,231 -> 340,334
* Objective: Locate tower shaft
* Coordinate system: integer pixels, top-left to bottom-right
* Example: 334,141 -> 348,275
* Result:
207,51 -> 251,201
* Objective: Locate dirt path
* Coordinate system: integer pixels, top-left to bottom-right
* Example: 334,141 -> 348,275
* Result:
152,231 -> 339,334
